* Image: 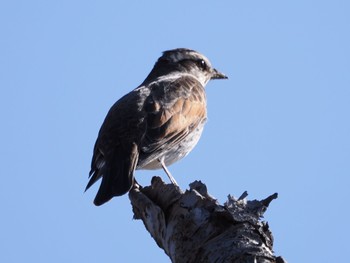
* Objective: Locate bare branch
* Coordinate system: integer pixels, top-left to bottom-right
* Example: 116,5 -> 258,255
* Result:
129,176 -> 287,263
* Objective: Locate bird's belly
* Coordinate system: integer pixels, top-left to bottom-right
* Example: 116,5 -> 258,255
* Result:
137,121 -> 205,170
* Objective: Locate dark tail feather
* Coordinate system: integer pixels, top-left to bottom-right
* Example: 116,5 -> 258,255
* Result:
85,148 -> 105,192
85,170 -> 101,192
93,144 -> 139,206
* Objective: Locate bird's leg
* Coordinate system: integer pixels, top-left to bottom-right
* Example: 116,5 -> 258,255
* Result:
158,157 -> 179,187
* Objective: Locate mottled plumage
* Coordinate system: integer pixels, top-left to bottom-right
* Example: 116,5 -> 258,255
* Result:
86,48 -> 227,206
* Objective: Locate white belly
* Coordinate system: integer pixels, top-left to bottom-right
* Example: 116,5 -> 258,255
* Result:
137,120 -> 206,170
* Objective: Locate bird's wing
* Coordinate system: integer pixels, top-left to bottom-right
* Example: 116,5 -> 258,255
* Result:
86,75 -> 206,205
139,75 -> 206,165
86,89 -> 147,206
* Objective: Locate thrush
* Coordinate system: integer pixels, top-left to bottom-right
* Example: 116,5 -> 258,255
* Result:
86,48 -> 227,206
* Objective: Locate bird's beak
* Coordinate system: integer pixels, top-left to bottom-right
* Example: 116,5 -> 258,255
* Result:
211,68 -> 228,80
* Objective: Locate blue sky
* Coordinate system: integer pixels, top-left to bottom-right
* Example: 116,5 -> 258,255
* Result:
1,1 -> 349,262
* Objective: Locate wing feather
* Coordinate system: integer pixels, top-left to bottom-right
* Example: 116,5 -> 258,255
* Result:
138,76 -> 206,166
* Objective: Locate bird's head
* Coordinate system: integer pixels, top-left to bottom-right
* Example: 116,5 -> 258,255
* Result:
145,48 -> 227,86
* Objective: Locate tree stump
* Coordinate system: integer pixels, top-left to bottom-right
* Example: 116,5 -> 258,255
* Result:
129,176 -> 287,263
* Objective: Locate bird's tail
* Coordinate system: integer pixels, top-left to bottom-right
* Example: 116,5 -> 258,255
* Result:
91,144 -> 139,206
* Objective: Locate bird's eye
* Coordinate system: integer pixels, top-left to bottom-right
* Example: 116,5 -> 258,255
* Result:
197,59 -> 207,70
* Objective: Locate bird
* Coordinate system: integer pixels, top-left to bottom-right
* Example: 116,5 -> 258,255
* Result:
85,48 -> 227,206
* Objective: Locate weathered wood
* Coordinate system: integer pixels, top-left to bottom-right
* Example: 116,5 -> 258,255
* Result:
129,176 -> 287,263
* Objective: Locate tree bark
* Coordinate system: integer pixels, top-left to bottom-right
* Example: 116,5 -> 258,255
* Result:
129,176 -> 287,263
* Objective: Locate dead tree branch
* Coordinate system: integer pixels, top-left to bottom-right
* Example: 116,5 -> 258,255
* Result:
129,176 -> 287,263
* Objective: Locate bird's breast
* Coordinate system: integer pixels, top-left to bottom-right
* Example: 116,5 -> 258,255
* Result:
137,118 -> 206,170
